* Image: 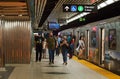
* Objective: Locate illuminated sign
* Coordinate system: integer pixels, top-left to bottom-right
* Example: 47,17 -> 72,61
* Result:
71,5 -> 77,12
79,18 -> 86,22
63,4 -> 97,12
78,6 -> 84,12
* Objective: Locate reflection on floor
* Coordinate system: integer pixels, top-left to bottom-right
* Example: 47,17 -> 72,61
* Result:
5,54 -> 108,79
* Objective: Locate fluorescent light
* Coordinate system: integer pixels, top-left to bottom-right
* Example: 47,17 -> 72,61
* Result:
105,0 -> 114,5
82,12 -> 89,16
67,12 -> 89,24
18,14 -> 22,16
98,2 -> 107,8
67,15 -> 81,23
114,0 -> 119,1
1,15 -> 5,16
97,5 -> 101,9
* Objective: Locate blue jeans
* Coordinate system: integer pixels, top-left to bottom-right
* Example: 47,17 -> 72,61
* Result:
62,49 -> 68,63
56,47 -> 60,56
48,49 -> 55,62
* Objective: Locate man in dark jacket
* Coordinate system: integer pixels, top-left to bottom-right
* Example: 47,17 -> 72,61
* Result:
36,34 -> 44,62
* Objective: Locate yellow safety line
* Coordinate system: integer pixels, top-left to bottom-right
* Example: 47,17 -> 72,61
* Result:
73,56 -> 120,79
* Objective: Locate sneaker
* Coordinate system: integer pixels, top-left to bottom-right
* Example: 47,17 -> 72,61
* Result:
52,61 -> 54,64
65,62 -> 67,65
49,62 -> 51,65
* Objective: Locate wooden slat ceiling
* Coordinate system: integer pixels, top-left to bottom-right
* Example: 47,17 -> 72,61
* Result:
0,0 -> 29,20
34,0 -> 47,28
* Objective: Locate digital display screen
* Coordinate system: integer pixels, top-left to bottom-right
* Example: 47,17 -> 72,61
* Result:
48,22 -> 60,30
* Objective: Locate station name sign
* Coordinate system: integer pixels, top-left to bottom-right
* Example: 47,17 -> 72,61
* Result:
63,4 -> 97,12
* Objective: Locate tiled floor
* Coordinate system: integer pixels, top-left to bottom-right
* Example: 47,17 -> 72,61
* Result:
7,54 -> 108,79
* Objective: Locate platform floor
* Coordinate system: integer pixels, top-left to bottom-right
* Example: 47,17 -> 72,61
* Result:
5,54 -> 110,79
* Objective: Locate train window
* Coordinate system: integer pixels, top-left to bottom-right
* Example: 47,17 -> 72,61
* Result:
80,32 -> 85,41
80,32 -> 84,36
91,31 -> 96,47
108,29 -> 116,50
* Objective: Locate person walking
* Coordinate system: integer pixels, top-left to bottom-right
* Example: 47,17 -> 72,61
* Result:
47,32 -> 56,64
60,36 -> 69,65
56,35 -> 61,56
35,34 -> 44,62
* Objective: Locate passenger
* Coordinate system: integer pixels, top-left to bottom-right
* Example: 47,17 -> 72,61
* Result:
36,34 -> 44,62
60,36 -> 69,65
47,32 -> 56,64
67,34 -> 72,44
56,35 -> 61,56
78,36 -> 85,59
69,37 -> 75,59
67,34 -> 72,59
42,38 -> 47,59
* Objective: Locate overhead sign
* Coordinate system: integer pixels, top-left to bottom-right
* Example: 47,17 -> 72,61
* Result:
79,17 -> 86,22
64,6 -> 70,11
63,4 -> 97,12
71,5 -> 77,12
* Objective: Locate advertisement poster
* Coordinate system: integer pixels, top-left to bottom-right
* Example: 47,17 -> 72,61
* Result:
89,48 -> 99,64
104,50 -> 120,73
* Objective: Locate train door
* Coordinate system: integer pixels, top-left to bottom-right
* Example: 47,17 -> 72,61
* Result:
75,31 -> 80,55
99,28 -> 105,65
86,30 -> 90,59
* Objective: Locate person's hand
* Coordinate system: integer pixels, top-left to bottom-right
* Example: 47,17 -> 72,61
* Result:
64,40 -> 67,44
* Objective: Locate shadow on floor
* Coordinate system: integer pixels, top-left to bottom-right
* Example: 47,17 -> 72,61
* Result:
44,65 -> 62,67
0,66 -> 15,79
43,72 -> 70,75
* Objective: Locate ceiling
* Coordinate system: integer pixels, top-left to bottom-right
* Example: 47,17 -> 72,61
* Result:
0,0 -> 29,20
58,0 -> 120,31
1,0 -> 119,31
38,0 -> 59,29
33,0 -> 47,29
42,0 -> 101,28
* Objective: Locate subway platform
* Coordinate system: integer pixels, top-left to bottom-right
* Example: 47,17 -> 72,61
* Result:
0,53 -> 120,79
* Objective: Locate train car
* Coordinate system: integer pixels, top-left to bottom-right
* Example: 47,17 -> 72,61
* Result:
74,16 -> 120,74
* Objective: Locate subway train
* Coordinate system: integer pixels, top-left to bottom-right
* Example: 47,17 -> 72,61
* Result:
60,16 -> 120,74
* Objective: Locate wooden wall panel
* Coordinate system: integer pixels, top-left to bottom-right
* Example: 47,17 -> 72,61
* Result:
3,20 -> 31,64
0,19 -> 4,67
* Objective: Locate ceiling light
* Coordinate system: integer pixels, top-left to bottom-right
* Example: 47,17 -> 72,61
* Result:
97,6 -> 101,9
114,0 -> 119,1
98,2 -> 107,9
105,0 -> 114,5
1,15 -> 5,16
18,14 -> 22,16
